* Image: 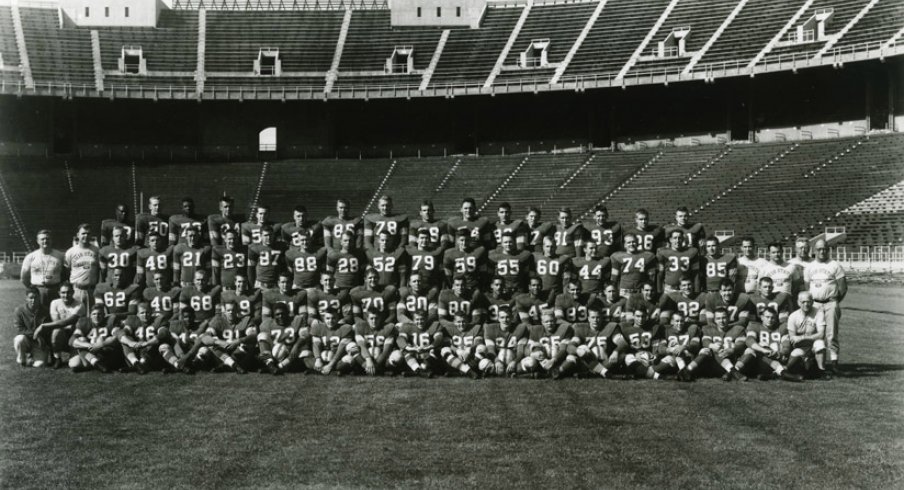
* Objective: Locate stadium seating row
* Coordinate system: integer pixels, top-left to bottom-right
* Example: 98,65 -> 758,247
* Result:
2,0 -> 899,94
1,133 -> 901,253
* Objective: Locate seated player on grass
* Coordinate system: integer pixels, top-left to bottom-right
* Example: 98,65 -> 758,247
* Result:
569,306 -> 625,379
352,306 -> 399,376
310,307 -> 355,376
617,308 -> 667,380
437,310 -> 482,379
156,306 -> 205,374
519,309 -> 573,379
677,307 -> 747,382
201,301 -> 257,374
480,304 -> 526,377
654,310 -> 701,379
736,307 -> 803,382
69,304 -> 120,373
392,308 -> 443,377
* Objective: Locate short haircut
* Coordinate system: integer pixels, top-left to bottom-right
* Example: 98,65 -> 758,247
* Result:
220,195 -> 234,204
719,278 -> 734,290
293,205 -> 307,214
635,208 -> 649,217
461,197 -> 476,207
593,205 -> 608,213
36,229 -> 51,237
675,206 -> 689,214
498,202 -> 512,211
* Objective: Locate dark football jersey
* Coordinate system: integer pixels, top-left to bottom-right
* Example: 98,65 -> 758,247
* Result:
532,252 -> 569,293
447,216 -> 493,248
485,294 -> 515,323
625,225 -> 665,253
704,292 -> 753,326
364,213 -> 409,252
554,292 -> 594,323
701,324 -> 747,349
241,221 -> 279,245
137,246 -> 174,287
526,323 -> 573,356
583,221 -> 622,257
98,245 -> 138,283
321,216 -> 364,250
75,316 -> 118,343
208,314 -> 255,342
483,322 -> 527,350
703,253 -> 738,291
657,247 -> 701,289
406,245 -> 445,288
306,288 -> 352,321
258,318 -> 298,345
221,289 -> 262,319
279,220 -> 323,248
408,219 -> 451,249
619,321 -> 663,353
514,292 -> 546,325
748,292 -> 793,322
122,314 -> 165,342
284,247 -> 326,289
571,321 -> 621,355
487,249 -> 533,292
437,288 -> 486,321
551,223 -> 585,258
178,285 -> 223,322
397,286 -> 440,319
94,283 -> 140,318
212,246 -> 248,289
610,251 -> 657,291
664,222 -> 706,249
262,288 -> 301,317
658,292 -> 707,324
135,213 -> 170,247
248,243 -> 286,285
443,246 -> 487,291
169,214 -> 206,245
327,249 -> 363,289
349,286 -> 399,320
101,219 -> 135,246
142,287 -> 181,318
492,219 -> 529,249
354,321 -> 399,357
570,256 -> 610,294
397,321 -> 443,349
173,244 -> 213,284
663,324 -> 702,350
526,221 -> 554,252
443,323 -> 484,351
367,248 -> 408,288
207,214 -> 242,245
746,322 -> 789,349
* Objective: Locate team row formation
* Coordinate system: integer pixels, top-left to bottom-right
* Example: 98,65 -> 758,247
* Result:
24,195 -> 828,303
13,283 -> 832,382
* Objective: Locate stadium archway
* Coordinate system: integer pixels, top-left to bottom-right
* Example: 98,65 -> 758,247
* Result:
259,127 -> 277,153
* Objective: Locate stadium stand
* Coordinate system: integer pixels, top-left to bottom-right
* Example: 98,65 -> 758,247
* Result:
95,11 -> 199,73
429,155 -> 525,216
335,10 -> 444,88
564,0 -> 672,78
429,6 -> 522,86
830,0 -> 904,50
374,156 -> 458,215
760,0 -> 871,61
479,152 -> 589,211
136,161 -> 262,215
494,1 -> 598,85
0,6 -> 23,84
696,0 -> 809,68
19,7 -> 95,86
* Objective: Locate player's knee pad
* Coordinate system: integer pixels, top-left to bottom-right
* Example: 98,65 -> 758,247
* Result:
159,343 -> 173,355
790,348 -> 805,358
660,355 -> 675,367
520,356 -> 537,372
813,340 -> 826,353
575,345 -> 590,358
388,350 -> 403,367
345,343 -> 360,356
197,346 -> 211,358
244,327 -> 257,337
744,348 -> 756,357
498,349 -> 514,365
624,353 -> 637,366
478,358 -> 494,375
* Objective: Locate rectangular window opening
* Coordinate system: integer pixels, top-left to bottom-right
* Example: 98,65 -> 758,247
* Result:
456,6 -> 461,17
436,6 -> 441,17
125,6 -> 130,17
416,7 -> 421,17
105,6 -> 110,17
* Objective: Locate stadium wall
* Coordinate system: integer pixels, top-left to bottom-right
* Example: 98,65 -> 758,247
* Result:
0,59 -> 899,158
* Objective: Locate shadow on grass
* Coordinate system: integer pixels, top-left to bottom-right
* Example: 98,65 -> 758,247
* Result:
838,363 -> 904,378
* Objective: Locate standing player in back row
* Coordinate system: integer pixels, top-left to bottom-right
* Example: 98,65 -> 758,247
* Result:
447,198 -> 494,249
280,205 -> 322,249
665,206 -> 705,250
584,205 -> 622,258
169,197 -> 206,245
524,207 -> 554,253
408,200 -> 451,250
492,202 -> 529,251
207,195 -> 242,246
322,199 -> 364,252
100,203 -> 134,247
625,208 -> 664,254
610,234 -> 657,298
364,195 -> 408,253
702,236 -> 737,293
551,207 -> 585,260
135,195 -> 169,248
242,204 -> 279,245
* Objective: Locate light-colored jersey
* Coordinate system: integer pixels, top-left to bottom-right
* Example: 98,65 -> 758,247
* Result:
760,261 -> 798,295
804,260 -> 845,302
21,249 -> 65,286
49,298 -> 84,322
65,245 -> 101,287
737,256 -> 768,294
787,308 -> 825,337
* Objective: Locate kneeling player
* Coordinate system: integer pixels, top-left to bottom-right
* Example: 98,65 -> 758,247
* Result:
311,307 -> 355,375
353,307 -> 399,375
520,309 -> 574,379
201,301 -> 257,373
437,311 -> 482,379
618,308 -> 667,380
392,309 -> 443,377
69,305 -> 120,373
481,306 -> 526,377
655,311 -> 701,378
678,307 -> 747,382
570,307 -> 625,378
736,307 -> 803,382
256,302 -> 295,375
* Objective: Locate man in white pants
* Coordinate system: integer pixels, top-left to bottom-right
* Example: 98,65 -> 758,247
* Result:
804,239 -> 846,374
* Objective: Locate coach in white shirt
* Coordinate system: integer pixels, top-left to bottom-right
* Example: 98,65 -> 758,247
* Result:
21,229 -> 67,308
804,239 -> 846,373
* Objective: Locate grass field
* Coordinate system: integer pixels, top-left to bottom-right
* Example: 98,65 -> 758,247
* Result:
1,281 -> 902,489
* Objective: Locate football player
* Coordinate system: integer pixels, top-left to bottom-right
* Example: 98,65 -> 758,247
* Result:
596,283 -> 627,324
748,276 -> 793,325
570,240 -> 610,295
408,200 -> 452,250
657,275 -> 706,326
442,229 -> 487,291
350,268 -> 399,324
524,207 -> 554,253
609,233 -> 657,298
481,305 -> 526,377
178,269 -> 222,322
117,302 -> 165,374
392,308 -> 442,377
256,302 -> 294,375
168,197 -> 206,245
100,203 -> 134,247
221,272 -> 262,321
678,307 -> 747,382
279,205 -> 322,248
786,292 -> 829,379
207,195 -> 242,246
437,310 -> 482,379
624,281 -> 659,323
625,208 -> 664,254
514,276 -> 547,327
704,278 -> 753,329
364,195 -> 408,252
487,232 -> 533,294
406,228 -> 446,290
520,309 -> 574,379
310,307 -> 356,375
550,207 -> 585,260
492,202 -> 529,250
172,227 -> 212,288
322,199 -> 364,252
142,271 -> 181,320
94,267 -> 141,323
554,278 -> 593,325
584,205 -> 622,258
655,310 -> 701,378
306,272 -> 353,324
156,305 -> 205,374
701,236 -> 737,293
485,276 -> 515,325
247,227 -> 285,290
211,228 -> 248,290
69,304 -> 119,373
241,204 -> 278,245
353,306 -> 399,375
446,197 -> 493,249
736,307 -> 803,382
437,275 -> 487,324
135,195 -> 169,247
569,306 -> 624,378
326,230 -> 364,294
366,231 -> 409,288
284,232 -> 327,292
532,235 -> 570,302
135,232 -> 173,289
664,206 -> 705,249
202,301 -> 256,374
397,274 -> 440,325
261,271 -> 303,319
737,236 -> 767,294
656,229 -> 701,294
12,289 -> 49,368
617,308 -> 667,380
